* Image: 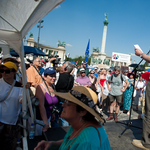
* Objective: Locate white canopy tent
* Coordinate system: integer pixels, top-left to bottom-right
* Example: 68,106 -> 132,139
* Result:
0,0 -> 64,149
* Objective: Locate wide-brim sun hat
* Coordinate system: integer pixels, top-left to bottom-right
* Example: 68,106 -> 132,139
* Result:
54,86 -> 104,123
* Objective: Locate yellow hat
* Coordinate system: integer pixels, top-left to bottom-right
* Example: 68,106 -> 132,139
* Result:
0,61 -> 17,71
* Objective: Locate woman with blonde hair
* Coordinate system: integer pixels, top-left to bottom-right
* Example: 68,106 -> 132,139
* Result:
98,69 -> 107,108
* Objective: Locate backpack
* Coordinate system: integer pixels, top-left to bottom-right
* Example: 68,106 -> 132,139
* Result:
110,74 -> 124,83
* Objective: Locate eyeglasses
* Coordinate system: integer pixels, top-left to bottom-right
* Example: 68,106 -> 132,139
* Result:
49,74 -> 56,78
81,72 -> 85,74
35,61 -> 41,63
0,69 -> 14,74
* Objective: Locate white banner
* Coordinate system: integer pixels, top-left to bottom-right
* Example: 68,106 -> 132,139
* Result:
112,52 -> 131,63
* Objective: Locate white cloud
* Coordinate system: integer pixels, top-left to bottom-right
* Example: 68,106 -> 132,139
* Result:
66,44 -> 72,47
55,5 -> 61,9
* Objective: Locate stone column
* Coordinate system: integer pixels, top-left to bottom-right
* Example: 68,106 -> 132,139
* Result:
99,18 -> 109,64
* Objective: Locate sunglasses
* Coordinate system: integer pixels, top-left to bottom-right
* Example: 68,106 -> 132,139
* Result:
90,73 -> 94,74
0,69 -> 14,74
81,72 -> 86,74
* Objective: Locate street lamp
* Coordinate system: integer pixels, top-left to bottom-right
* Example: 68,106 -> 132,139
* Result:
37,20 -> 44,49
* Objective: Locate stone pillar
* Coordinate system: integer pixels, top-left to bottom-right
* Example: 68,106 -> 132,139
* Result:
27,37 -> 35,47
99,19 -> 109,63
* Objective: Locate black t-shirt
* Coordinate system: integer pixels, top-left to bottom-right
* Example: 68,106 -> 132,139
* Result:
55,72 -> 74,92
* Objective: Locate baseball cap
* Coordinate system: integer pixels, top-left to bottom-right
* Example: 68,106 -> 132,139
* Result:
0,61 -> 17,71
44,67 -> 56,75
41,60 -> 46,64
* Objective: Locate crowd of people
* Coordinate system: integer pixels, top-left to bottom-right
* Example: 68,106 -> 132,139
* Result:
0,52 -> 149,149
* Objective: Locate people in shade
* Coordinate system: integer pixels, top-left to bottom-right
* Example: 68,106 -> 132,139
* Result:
35,67 -> 58,135
34,86 -> 111,150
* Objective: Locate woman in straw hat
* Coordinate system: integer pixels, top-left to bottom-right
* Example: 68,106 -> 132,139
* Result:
34,86 -> 110,150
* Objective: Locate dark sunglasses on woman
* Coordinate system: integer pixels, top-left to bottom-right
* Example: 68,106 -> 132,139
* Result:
0,69 -> 14,74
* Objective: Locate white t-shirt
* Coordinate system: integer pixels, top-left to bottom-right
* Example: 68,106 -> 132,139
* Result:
103,80 -> 109,96
0,78 -> 22,125
136,80 -> 145,89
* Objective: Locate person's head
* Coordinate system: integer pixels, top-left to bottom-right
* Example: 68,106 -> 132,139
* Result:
94,67 -> 98,73
82,61 -> 87,69
62,61 -> 74,73
77,65 -> 80,69
98,70 -> 101,76
139,75 -> 143,81
55,66 -> 63,73
80,68 -> 86,77
101,68 -> 107,75
127,72 -> 135,79
44,67 -> 56,85
89,70 -> 95,77
114,66 -> 121,76
3,57 -> 20,69
123,70 -> 128,76
0,61 -> 17,80
54,86 -> 104,124
33,57 -> 42,68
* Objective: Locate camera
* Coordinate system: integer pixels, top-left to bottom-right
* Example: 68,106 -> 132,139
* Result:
49,55 -> 61,64
52,106 -> 60,114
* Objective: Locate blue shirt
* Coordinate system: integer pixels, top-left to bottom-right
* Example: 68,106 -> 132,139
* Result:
94,72 -> 98,78
59,126 -> 111,150
39,67 -> 45,75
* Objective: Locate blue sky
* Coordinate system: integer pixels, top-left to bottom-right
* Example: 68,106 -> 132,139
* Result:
27,0 -> 150,64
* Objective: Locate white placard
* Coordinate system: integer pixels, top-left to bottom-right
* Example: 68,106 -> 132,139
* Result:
112,52 -> 131,63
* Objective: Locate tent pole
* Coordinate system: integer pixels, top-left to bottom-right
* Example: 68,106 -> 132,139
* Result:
20,42 -> 34,133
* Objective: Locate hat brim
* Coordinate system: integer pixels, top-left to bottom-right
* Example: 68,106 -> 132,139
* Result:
0,64 -> 17,71
54,91 -> 104,123
80,70 -> 87,73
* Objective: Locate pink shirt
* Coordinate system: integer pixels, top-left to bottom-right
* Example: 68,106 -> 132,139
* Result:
75,76 -> 91,86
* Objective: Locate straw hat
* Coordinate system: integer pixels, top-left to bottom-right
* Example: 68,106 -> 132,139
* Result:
54,86 -> 104,123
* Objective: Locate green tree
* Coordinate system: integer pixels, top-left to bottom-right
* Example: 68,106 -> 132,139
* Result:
64,55 -> 91,65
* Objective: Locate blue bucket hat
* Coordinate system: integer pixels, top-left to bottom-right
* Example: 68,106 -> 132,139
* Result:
44,67 -> 56,75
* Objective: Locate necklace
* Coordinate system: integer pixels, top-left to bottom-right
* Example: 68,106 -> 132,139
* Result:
61,122 -> 87,150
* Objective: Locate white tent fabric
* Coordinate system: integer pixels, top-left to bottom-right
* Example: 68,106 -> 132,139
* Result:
0,0 -> 64,149
0,0 -> 64,54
